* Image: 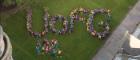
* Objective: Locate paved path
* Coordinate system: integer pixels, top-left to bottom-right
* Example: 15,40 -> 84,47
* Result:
92,0 -> 140,60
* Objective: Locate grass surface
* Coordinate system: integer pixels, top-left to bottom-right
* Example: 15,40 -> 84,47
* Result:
0,0 -> 137,60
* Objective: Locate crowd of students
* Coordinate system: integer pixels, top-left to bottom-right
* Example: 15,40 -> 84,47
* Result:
26,8 -> 111,58
26,9 -> 47,38
35,38 -> 63,57
87,8 -> 111,39
69,8 -> 111,39
26,8 -> 111,39
49,15 -> 69,35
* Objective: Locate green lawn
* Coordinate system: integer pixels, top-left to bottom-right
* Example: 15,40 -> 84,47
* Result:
0,0 -> 137,60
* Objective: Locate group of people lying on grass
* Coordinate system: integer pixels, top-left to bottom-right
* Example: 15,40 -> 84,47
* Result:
36,39 -> 63,57
49,15 -> 69,35
70,8 -> 111,39
26,8 -> 111,39
26,9 -> 47,37
86,8 -> 111,39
